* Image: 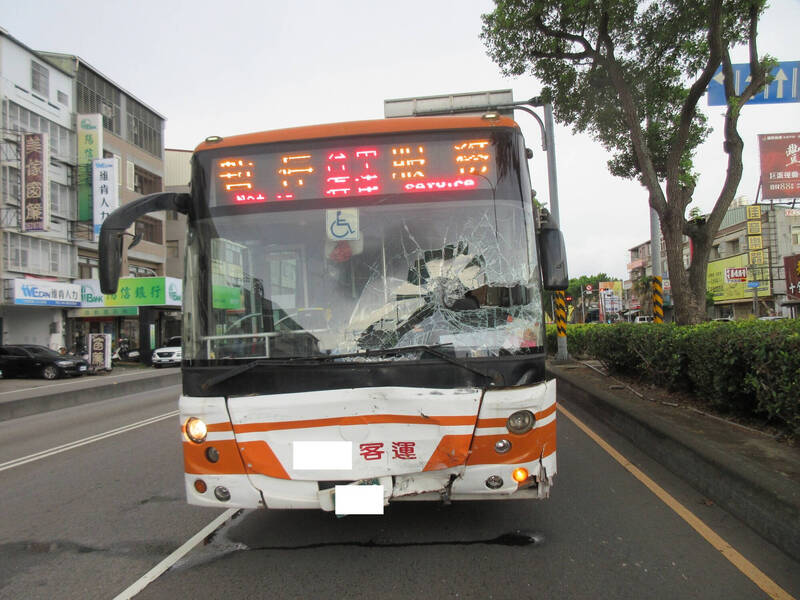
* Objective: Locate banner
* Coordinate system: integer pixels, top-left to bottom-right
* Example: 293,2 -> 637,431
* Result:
21,133 -> 50,231
13,279 -> 81,306
77,114 -> 103,221
759,132 -> 800,200
92,158 -> 118,234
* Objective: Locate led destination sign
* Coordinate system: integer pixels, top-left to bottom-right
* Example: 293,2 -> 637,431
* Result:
212,135 -> 497,206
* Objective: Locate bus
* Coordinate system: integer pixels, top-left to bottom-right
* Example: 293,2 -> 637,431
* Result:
99,112 -> 568,514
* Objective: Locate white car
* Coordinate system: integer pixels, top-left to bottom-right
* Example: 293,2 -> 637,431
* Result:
633,315 -> 653,324
152,336 -> 182,367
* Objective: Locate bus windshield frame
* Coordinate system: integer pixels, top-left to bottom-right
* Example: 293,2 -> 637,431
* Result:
182,126 -> 545,368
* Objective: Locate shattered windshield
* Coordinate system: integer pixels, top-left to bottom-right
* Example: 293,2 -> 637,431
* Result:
184,130 -> 544,362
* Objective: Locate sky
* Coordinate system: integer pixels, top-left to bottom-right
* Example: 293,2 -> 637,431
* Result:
1,0 -> 798,280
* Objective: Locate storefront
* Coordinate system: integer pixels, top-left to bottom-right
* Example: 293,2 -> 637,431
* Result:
1,279 -> 81,348
68,277 -> 182,363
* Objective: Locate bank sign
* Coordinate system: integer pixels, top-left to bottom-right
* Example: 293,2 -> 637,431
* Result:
13,279 -> 81,307
102,277 -> 182,307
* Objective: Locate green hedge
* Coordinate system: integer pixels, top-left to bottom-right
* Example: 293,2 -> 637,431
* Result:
546,320 -> 800,434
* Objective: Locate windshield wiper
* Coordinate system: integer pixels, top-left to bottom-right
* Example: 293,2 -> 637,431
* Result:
201,343 -> 494,389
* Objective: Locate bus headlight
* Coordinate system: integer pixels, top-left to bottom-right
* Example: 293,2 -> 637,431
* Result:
185,417 -> 207,443
506,410 -> 535,435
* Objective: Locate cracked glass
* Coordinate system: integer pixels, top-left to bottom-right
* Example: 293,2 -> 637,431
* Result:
184,129 -> 544,362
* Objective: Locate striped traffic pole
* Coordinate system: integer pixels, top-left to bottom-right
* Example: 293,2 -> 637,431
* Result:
555,291 -> 568,359
652,276 -> 664,324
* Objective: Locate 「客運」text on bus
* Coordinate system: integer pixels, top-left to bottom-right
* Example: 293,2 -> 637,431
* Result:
99,107 -> 568,515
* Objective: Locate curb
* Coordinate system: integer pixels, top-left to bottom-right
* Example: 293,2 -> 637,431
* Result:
0,370 -> 181,422
548,361 -> 800,562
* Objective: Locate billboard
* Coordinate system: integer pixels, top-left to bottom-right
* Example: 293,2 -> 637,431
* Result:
707,254 -> 771,302
21,133 -> 50,231
759,132 -> 800,200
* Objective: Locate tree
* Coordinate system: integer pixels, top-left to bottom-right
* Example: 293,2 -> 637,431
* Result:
482,0 -> 772,324
545,273 -> 612,322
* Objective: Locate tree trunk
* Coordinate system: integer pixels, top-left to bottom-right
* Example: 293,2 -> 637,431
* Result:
659,207 -> 706,324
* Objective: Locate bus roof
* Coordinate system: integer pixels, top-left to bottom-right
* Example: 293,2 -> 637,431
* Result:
194,115 -> 520,152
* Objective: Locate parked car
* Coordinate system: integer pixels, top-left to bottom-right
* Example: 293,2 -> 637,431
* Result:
712,316 -> 734,322
633,315 -> 653,324
152,336 -> 182,368
0,345 -> 89,379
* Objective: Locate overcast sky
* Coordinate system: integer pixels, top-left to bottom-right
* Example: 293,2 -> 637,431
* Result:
1,0 -> 798,279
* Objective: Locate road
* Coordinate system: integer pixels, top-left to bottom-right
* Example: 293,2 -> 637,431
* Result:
0,386 -> 798,600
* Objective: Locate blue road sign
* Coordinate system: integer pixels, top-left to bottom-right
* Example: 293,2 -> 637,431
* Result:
707,61 -> 799,106
746,281 -> 761,288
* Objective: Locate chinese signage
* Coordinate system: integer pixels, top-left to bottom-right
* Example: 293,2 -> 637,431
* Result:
77,114 -> 103,221
724,267 -> 748,283
211,133 -> 499,206
785,254 -> 800,300
746,204 -> 765,265
13,279 -> 81,307
92,159 -> 118,234
103,277 -> 182,307
358,441 -> 417,461
759,133 -> 800,200
21,133 -> 50,231
707,255 -> 771,302
88,333 -> 111,370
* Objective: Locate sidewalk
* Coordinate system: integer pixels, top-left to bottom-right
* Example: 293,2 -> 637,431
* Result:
0,364 -> 180,422
548,358 -> 800,562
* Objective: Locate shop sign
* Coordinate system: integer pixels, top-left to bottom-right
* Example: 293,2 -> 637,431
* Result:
69,307 -> 139,317
213,285 -> 243,310
785,254 -> 800,300
88,333 -> 111,370
13,279 -> 80,307
104,277 -> 182,307
22,133 -> 50,231
75,279 -> 105,307
77,114 -> 103,221
92,158 -> 119,234
707,255 -> 771,302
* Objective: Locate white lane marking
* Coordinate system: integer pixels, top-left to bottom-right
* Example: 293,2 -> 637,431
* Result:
0,410 -> 179,472
113,508 -> 238,600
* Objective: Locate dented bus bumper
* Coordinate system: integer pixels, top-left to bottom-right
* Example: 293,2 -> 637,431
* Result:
180,380 -> 556,512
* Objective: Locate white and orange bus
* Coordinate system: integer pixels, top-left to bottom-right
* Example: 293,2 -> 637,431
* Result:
99,110 -> 568,514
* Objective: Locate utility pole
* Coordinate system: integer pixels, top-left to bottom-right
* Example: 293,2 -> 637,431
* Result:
650,208 -> 664,323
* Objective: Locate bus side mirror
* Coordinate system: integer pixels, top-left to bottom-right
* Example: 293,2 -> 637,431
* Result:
99,192 -> 191,294
539,228 -> 568,290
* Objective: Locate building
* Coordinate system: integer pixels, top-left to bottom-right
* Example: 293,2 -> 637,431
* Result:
38,52 -> 179,359
0,26 -> 181,360
164,148 -> 191,279
0,28 -> 79,348
707,203 -> 800,319
625,200 -> 800,320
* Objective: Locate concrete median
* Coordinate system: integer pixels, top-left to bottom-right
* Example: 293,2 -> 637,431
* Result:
0,368 -> 181,422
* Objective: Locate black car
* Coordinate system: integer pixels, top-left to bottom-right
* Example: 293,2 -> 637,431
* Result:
0,345 -> 89,380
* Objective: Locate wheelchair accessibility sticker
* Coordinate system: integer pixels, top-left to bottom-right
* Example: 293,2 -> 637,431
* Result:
326,208 -> 360,241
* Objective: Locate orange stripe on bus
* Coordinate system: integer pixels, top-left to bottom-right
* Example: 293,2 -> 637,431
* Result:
239,440 -> 290,479
233,414 -> 477,434
466,420 -> 556,466
195,115 -> 520,152
423,435 -> 473,471
206,422 -> 233,432
476,402 -> 557,429
183,439 -> 247,475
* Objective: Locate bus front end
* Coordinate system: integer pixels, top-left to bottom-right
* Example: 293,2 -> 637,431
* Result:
101,115 -> 567,514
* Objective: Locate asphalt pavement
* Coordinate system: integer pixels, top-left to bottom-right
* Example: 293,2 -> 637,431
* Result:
548,358 -> 800,562
1,358 -> 797,565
